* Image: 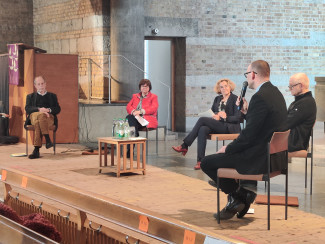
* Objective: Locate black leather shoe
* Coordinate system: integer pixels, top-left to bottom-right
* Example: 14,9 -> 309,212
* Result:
214,194 -> 245,220
46,142 -> 53,149
236,188 -> 257,218
28,150 -> 40,159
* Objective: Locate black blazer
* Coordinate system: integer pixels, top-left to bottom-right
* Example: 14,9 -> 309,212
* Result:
25,92 -> 61,127
211,93 -> 243,133
225,82 -> 287,175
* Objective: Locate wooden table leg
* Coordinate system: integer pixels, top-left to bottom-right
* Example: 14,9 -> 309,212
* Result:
104,143 -> 108,167
117,143 -> 120,177
98,140 -> 102,173
142,141 -> 146,175
110,144 -> 114,166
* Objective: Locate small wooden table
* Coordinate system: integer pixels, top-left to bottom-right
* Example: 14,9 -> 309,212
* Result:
98,137 -> 147,177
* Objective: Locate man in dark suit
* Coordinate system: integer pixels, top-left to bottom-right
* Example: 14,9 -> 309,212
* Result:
25,76 -> 61,159
201,60 -> 287,220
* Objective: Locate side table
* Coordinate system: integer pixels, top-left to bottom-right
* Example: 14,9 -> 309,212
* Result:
98,137 -> 147,177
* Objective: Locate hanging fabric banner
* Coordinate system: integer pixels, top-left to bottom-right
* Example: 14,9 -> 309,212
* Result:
7,44 -> 19,85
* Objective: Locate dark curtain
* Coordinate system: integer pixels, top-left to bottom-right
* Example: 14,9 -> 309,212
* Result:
0,55 -> 9,114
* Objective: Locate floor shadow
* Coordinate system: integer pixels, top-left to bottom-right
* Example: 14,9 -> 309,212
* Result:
166,208 -> 255,230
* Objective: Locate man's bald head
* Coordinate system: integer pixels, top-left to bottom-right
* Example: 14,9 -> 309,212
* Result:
289,73 -> 310,96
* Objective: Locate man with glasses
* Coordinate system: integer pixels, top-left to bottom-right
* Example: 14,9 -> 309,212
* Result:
285,73 -> 316,152
201,60 -> 287,221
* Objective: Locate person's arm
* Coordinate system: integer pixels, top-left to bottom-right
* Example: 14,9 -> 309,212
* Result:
141,94 -> 158,115
286,101 -> 311,130
211,96 -> 221,120
49,93 -> 61,115
226,94 -> 268,154
126,94 -> 137,115
222,94 -> 243,123
25,94 -> 39,115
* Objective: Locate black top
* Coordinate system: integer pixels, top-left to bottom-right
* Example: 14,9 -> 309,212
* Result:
211,93 -> 243,133
285,91 -> 316,152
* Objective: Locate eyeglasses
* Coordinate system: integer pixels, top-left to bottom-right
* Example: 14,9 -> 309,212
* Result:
288,83 -> 301,90
244,71 -> 257,78
141,85 -> 149,88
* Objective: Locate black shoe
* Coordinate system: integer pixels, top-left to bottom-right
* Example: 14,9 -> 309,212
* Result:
208,180 -> 217,188
46,142 -> 53,149
236,188 -> 257,218
214,193 -> 245,220
28,150 -> 40,159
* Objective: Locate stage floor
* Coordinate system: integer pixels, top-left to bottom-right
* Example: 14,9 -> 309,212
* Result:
1,122 -> 325,243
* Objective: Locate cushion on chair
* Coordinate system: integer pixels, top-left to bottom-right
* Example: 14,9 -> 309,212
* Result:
208,134 -> 239,141
288,150 -> 308,158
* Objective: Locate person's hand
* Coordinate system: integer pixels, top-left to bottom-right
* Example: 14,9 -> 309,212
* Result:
236,97 -> 248,114
240,97 -> 248,114
0,113 -> 9,118
218,111 -> 227,119
216,145 -> 227,154
132,110 -> 141,116
212,114 -> 220,120
38,107 -> 50,113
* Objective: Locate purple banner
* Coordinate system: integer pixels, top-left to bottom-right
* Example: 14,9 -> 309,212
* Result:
8,44 -> 19,85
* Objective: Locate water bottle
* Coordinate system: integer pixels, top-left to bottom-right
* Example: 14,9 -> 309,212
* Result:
117,119 -> 124,138
124,119 -> 130,138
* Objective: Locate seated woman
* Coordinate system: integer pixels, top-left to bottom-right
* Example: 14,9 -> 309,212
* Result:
126,79 -> 159,155
172,78 -> 243,170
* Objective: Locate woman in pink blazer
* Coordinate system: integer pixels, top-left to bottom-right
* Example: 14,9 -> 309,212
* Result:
126,79 -> 159,140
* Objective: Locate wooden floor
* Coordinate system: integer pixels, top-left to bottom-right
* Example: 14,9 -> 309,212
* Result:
1,141 -> 325,243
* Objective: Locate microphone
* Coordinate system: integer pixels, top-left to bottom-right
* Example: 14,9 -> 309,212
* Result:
238,81 -> 248,110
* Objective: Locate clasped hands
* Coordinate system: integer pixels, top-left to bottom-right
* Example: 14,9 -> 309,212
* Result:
213,111 -> 227,120
38,107 -> 50,117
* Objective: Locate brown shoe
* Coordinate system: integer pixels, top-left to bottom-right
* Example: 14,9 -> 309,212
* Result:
172,145 -> 188,156
194,161 -> 201,170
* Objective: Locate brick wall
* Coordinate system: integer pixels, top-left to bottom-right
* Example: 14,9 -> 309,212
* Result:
33,0 -> 110,99
144,0 -> 325,129
0,0 -> 33,53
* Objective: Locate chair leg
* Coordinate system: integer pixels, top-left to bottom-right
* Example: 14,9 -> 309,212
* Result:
305,157 -> 307,188
217,177 -> 221,224
156,128 -> 158,155
267,179 -> 270,230
53,131 -> 56,155
26,129 -> 28,156
310,155 -> 313,195
285,170 -> 288,220
146,130 -> 148,158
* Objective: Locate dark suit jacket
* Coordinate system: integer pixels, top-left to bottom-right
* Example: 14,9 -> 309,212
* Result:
211,93 -> 243,133
25,92 -> 61,126
225,82 -> 287,175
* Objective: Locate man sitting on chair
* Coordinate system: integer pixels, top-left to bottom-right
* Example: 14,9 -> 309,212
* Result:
201,60 -> 287,220
25,76 -> 61,159
285,73 -> 316,152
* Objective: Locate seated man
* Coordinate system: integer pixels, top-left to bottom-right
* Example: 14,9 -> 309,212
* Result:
285,73 -> 316,152
201,60 -> 287,220
25,76 -> 61,159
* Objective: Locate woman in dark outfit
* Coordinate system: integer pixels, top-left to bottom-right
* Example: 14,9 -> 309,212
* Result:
172,78 -> 243,170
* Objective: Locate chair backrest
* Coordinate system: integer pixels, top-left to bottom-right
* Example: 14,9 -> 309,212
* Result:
269,130 -> 290,154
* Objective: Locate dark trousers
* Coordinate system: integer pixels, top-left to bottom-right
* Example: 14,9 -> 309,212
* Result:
201,152 -> 257,194
126,114 -> 145,137
183,117 -> 228,161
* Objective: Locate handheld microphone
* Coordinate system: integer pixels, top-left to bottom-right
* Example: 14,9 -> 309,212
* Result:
238,81 -> 248,110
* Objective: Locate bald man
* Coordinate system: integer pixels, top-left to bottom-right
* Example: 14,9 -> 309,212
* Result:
286,73 -> 316,152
